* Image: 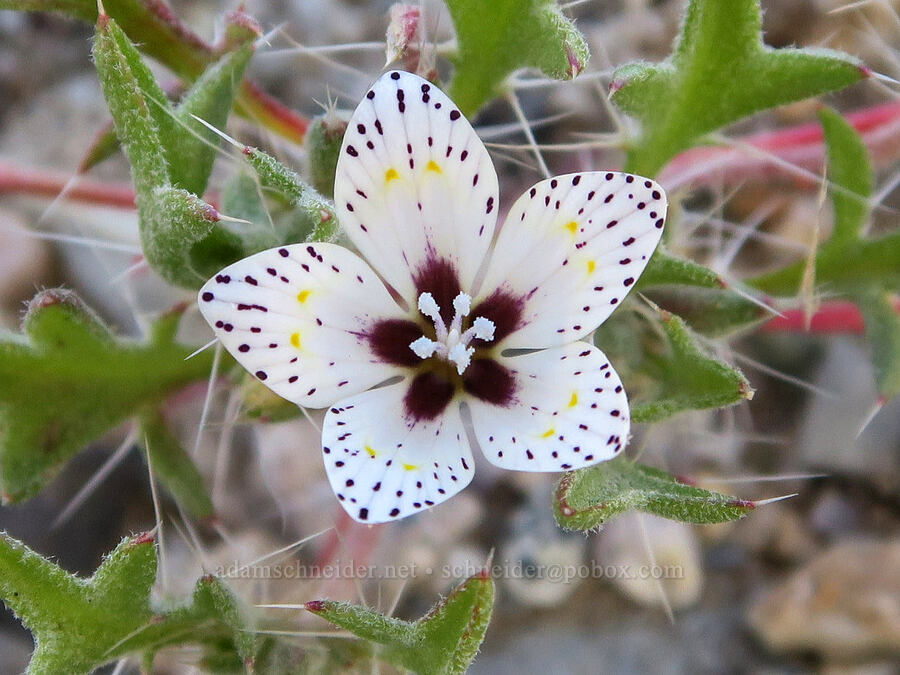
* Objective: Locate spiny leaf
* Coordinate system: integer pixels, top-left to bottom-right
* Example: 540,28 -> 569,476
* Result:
138,408 -> 214,520
140,186 -> 242,288
554,455 -> 756,530
0,533 -> 259,673
92,12 -> 169,200
612,0 -> 866,176
306,570 -> 494,675
446,0 -> 589,116
597,306 -> 752,423
0,290 -> 214,502
243,145 -> 339,242
168,42 -> 256,195
0,532 -> 156,674
635,249 -> 768,336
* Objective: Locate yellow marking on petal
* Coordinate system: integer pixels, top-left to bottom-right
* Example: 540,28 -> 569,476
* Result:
426,160 -> 442,174
540,428 -> 556,439
564,221 -> 578,234
568,392 -> 579,408
290,332 -> 301,349
587,260 -> 596,274
365,445 -> 377,458
385,168 -> 400,182
403,463 -> 418,471
296,289 -> 311,303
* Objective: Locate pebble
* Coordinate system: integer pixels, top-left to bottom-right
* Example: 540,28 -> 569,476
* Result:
748,539 -> 900,660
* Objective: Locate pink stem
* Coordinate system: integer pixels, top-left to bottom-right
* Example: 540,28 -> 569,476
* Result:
0,160 -> 137,209
659,102 -> 900,191
762,298 -> 900,334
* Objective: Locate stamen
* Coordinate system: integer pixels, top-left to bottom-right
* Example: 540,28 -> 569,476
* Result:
409,291 -> 497,374
447,343 -> 475,375
472,317 -> 495,341
409,336 -> 439,359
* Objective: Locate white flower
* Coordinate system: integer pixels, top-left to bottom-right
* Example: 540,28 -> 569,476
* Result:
199,71 -> 667,523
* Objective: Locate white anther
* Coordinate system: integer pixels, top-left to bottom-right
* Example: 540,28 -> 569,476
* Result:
409,336 -> 440,359
472,317 -> 496,341
410,291 -> 496,374
452,293 -> 472,317
418,292 -> 441,322
447,343 -> 475,375
418,291 -> 447,341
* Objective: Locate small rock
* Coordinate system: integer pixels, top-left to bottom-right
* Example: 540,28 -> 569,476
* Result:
748,539 -> 900,660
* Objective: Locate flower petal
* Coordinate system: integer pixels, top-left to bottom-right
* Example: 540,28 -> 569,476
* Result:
476,172 -> 666,349
198,243 -> 407,408
467,342 -> 630,472
334,70 -> 499,304
323,385 -> 474,523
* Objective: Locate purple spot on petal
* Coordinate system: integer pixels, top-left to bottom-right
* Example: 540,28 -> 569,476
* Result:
412,257 -> 461,325
404,371 -> 455,421
472,289 -> 524,343
462,358 -> 516,406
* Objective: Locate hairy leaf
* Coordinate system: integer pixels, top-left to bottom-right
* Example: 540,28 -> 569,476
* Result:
0,290 -> 214,502
596,306 -> 752,423
554,456 -> 755,530
612,0 -> 866,176
446,0 -> 589,116
0,533 -> 258,673
307,570 -> 494,675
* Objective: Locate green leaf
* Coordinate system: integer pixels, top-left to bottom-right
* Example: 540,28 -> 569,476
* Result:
307,570 -> 494,675
168,43 -> 255,195
596,306 -> 752,423
856,289 -> 900,400
641,285 -> 769,337
92,12 -> 169,200
612,0 -> 866,176
446,0 -> 589,116
0,532 -> 260,673
0,531 -> 155,674
138,409 -> 214,520
817,107 -> 874,245
243,146 -> 339,243
554,455 -> 755,530
0,290 -> 215,502
140,186 -> 242,288
304,111 -> 349,198
636,247 -> 726,290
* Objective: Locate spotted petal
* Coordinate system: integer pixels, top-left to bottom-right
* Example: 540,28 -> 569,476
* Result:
198,243 -> 407,408
322,386 -> 474,523
467,342 -> 630,472
334,70 -> 499,306
475,172 -> 666,349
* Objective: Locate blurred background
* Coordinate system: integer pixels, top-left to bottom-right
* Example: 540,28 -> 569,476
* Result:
0,0 -> 898,672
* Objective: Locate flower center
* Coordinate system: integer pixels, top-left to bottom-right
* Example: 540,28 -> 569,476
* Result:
409,292 -> 496,375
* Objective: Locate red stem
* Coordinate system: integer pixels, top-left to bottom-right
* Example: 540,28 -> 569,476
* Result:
0,160 -> 137,209
660,102 -> 900,191
762,298 -> 900,334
